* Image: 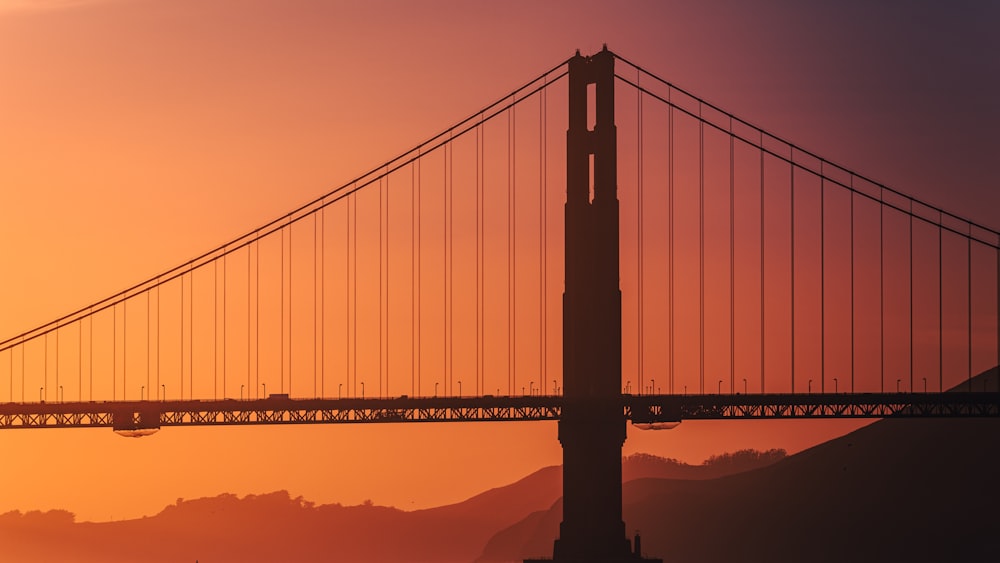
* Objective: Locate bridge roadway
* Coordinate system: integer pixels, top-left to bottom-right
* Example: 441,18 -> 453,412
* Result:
1,392 -> 998,431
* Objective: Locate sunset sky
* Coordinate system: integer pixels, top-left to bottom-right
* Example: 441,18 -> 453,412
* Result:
1,0 -> 998,522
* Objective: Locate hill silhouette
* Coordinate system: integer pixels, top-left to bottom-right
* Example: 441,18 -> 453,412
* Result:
480,367 -> 1000,562
0,449 -> 781,562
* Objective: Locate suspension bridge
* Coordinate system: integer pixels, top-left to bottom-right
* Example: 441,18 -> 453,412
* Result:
1,47 -> 998,561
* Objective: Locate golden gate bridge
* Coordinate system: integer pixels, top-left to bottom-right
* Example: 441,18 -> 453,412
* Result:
1,47 -> 998,562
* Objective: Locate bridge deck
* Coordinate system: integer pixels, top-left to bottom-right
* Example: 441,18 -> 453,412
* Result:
1,393 -> 998,430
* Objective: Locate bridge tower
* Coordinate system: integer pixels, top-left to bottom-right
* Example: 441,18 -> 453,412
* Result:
530,47 -> 660,563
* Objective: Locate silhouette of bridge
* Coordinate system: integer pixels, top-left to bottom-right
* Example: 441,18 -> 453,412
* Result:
1,47 -> 998,561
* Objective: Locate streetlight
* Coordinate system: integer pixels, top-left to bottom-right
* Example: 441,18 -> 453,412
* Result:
39,387 -> 44,402
458,380 -> 462,396
718,379 -> 722,395
161,384 -> 165,401
339,383 -> 343,399
683,385 -> 687,395
529,381 -> 534,396
808,380 -> 812,394
60,385 -> 64,403
140,386 -> 144,401
650,379 -> 655,396
434,382 -> 438,397
262,382 -> 267,398
896,379 -> 901,393
833,378 -> 838,394
923,377 -> 927,393
625,380 -> 631,394
552,379 -> 557,395
241,384 -> 245,400
743,378 -> 747,394
361,381 -> 365,398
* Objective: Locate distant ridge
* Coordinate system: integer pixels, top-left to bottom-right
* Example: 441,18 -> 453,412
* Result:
479,367 -> 1000,563
0,449 -> 782,562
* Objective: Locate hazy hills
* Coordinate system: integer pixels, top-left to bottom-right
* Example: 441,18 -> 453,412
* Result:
0,450 -> 781,562
4,369 -> 998,562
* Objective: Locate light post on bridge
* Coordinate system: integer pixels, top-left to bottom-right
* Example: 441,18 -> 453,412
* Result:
39,387 -> 43,403
808,379 -> 812,394
625,380 -> 630,394
897,379 -> 902,393
241,384 -> 245,400
833,378 -> 838,394
140,386 -> 144,401
718,379 -> 722,395
923,377 -> 927,393
161,384 -> 165,401
553,379 -> 557,395
339,383 -> 342,399
529,381 -> 534,396
60,385 -> 64,403
458,380 -> 462,397
262,382 -> 266,398
361,381 -> 365,398
650,378 -> 655,396
434,382 -> 438,397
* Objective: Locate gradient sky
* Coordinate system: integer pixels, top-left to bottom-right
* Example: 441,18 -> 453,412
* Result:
1,0 -> 998,522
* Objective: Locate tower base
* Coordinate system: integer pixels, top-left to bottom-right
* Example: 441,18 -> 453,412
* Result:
524,533 -> 663,563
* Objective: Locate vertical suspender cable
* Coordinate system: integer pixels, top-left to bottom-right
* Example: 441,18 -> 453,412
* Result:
542,86 -> 548,395
475,124 -> 481,395
314,213 -> 318,397
539,85 -> 545,393
637,79 -> 644,394
479,121 -> 485,395
281,228 -> 285,394
730,120 -> 735,395
939,216 -> 943,392
508,104 -> 513,394
112,304 -> 116,400
880,190 -> 884,393
416,163 -> 421,395
147,290 -> 150,398
381,175 -> 385,398
968,235 -> 972,390
669,94 -> 675,394
699,106 -> 705,394
214,259 -> 217,399
321,206 -> 325,397
447,142 -> 453,396
156,283 -> 160,399
850,182 -> 855,393
289,221 -> 293,396
223,254 -> 227,398
909,203 -> 914,394
790,155 -> 795,394
760,133 -> 765,394
180,278 -> 184,400
387,172 -> 391,397
512,103 -> 517,396
411,162 -> 416,396
248,242 -> 252,399
256,237 -> 260,398
820,170 -> 825,393
349,204 -> 356,401
442,145 -> 448,396
190,267 -> 194,399
354,192 -> 358,396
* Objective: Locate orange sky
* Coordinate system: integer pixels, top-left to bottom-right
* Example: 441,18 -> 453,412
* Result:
1,0 -> 998,522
